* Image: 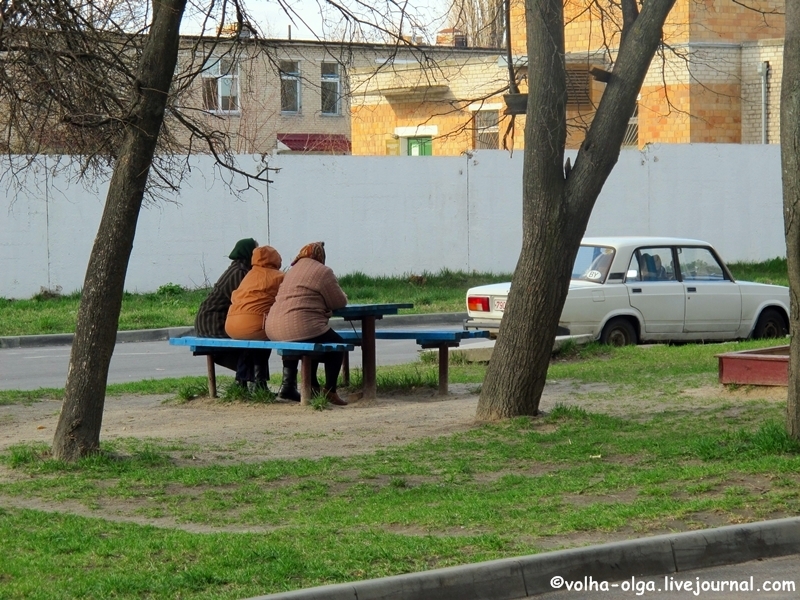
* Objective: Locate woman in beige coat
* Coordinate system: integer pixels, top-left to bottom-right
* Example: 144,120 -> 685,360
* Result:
265,242 -> 348,405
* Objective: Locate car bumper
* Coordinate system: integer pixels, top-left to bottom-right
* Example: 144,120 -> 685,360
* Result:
464,318 -> 571,337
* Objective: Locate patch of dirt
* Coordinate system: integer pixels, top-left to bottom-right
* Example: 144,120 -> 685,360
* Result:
0,381 -> 787,462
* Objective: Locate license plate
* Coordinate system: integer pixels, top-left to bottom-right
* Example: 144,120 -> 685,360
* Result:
494,299 -> 506,312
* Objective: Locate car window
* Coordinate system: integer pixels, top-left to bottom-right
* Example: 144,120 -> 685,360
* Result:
677,247 -> 726,281
573,245 -> 615,283
626,247 -> 675,282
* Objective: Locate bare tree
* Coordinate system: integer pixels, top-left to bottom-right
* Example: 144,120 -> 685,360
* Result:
443,0 -> 505,47
781,0 -> 800,439
0,0 -> 270,460
476,0 -> 677,420
0,0 -> 480,460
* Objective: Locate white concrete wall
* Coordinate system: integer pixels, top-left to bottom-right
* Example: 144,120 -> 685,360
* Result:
0,144 -> 785,299
264,155 -> 471,275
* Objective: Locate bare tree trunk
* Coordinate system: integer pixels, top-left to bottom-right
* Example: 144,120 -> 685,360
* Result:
53,0 -> 187,460
476,0 -> 676,420
781,0 -> 800,440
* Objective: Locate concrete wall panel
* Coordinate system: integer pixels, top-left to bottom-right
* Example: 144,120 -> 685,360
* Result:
0,145 -> 787,299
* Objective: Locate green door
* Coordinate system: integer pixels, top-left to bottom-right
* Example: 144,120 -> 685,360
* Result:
407,137 -> 432,156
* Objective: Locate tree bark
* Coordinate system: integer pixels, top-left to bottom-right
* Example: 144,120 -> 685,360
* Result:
52,0 -> 187,461
476,0 -> 676,420
781,0 -> 800,440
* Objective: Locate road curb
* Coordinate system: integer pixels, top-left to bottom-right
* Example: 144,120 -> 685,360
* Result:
245,517 -> 800,600
0,314 -> 467,349
0,327 -> 195,349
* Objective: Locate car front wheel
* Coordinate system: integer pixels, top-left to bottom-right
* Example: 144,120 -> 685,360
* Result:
753,308 -> 788,339
600,318 -> 638,347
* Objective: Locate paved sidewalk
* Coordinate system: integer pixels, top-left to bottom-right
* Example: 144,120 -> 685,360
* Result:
245,518 -> 800,600
535,554 -> 799,599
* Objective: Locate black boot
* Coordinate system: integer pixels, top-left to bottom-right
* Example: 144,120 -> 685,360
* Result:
278,366 -> 301,402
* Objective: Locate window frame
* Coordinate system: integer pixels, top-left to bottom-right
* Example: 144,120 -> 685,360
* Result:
473,110 -> 500,149
320,62 -> 341,116
201,56 -> 240,114
280,60 -> 301,114
676,246 -> 730,282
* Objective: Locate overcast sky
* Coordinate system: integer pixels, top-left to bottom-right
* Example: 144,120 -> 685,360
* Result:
183,0 -> 452,43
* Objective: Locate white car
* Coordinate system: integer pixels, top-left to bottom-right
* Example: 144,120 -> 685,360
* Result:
464,237 -> 790,345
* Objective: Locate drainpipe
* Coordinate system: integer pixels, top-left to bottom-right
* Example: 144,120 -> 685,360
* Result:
757,61 -> 770,144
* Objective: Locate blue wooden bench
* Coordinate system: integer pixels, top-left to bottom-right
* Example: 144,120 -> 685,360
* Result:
169,336 -> 354,405
337,329 -> 489,395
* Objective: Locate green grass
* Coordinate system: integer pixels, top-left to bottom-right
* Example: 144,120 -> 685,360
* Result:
0,284 -> 209,337
0,260 -> 794,598
0,260 -> 787,337
0,270 -> 511,337
728,257 -> 788,287
1,393 -> 798,599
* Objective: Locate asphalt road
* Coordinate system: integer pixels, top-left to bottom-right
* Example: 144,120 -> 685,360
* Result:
0,331 -> 487,391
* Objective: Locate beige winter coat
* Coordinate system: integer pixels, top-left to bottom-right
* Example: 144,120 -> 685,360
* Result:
264,257 -> 347,341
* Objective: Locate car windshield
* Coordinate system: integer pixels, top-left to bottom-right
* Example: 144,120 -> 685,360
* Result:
572,245 -> 615,284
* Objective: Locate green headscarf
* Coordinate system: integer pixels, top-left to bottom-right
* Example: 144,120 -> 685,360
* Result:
228,238 -> 258,262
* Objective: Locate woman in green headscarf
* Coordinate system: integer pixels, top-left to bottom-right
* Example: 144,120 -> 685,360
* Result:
194,238 -> 258,387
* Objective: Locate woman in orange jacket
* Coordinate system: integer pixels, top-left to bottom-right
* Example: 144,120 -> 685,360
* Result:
225,245 -> 284,390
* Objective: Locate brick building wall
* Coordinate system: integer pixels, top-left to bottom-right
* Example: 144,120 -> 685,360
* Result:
175,39 -> 372,154
509,0 -> 785,148
741,40 -> 783,144
349,53 -> 515,156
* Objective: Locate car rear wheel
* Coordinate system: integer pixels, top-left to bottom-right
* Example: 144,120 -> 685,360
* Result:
600,318 -> 637,347
600,317 -> 636,346
753,308 -> 788,339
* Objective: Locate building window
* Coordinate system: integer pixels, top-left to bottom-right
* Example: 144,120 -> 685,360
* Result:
622,105 -> 639,147
280,60 -> 300,113
473,110 -> 500,149
321,62 -> 341,115
566,68 -> 591,107
407,137 -> 432,156
202,56 -> 239,112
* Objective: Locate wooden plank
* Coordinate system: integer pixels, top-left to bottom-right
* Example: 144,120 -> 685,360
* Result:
717,346 -> 789,386
332,303 -> 413,319
338,329 -> 489,342
170,337 -> 352,353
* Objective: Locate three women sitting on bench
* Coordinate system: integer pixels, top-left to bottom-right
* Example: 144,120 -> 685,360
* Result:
217,240 -> 348,405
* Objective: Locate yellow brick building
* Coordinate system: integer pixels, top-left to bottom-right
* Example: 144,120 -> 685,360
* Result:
511,0 -> 784,146
349,0 -> 785,155
172,38 -> 506,157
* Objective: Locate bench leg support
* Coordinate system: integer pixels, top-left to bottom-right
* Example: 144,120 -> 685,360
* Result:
362,317 -> 377,400
206,355 -> 218,398
300,355 -> 314,406
438,343 -> 449,396
342,351 -> 350,387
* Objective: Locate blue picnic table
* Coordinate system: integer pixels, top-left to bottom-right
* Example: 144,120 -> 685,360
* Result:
332,303 -> 413,399
337,328 -> 488,396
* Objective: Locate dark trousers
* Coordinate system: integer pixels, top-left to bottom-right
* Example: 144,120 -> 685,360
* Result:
213,350 -> 271,382
282,329 -> 344,392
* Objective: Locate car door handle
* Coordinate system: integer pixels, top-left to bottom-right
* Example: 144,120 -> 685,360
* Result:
687,287 -> 696,293
632,288 -> 642,293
